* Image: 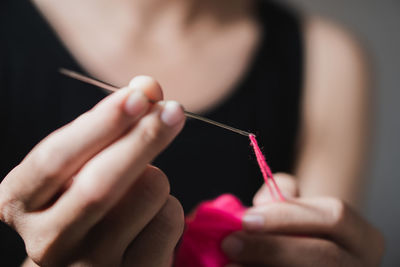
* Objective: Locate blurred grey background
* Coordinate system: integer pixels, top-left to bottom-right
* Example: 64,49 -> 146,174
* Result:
280,0 -> 400,266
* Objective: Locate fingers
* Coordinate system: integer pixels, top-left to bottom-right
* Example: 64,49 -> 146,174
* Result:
0,74 -> 184,265
222,232 -> 355,267
243,197 -> 372,254
0,87 -> 145,224
253,173 -> 298,206
123,196 -> 184,267
41,100 -> 184,246
85,166 -> 171,259
19,165 -> 176,266
129,76 -> 164,101
1,76 -> 163,212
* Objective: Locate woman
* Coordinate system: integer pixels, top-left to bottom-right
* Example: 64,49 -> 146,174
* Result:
0,0 -> 384,266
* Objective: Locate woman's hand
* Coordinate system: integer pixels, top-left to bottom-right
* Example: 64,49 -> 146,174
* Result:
0,76 -> 185,266
222,174 -> 384,267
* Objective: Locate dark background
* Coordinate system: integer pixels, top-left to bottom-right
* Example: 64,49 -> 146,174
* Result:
1,0 -> 399,266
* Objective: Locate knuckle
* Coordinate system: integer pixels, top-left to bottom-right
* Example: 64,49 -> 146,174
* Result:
0,185 -> 8,222
25,230 -> 58,266
156,196 -> 185,237
0,181 -> 21,226
325,197 -> 347,231
78,187 -> 109,213
140,167 -> 170,203
140,118 -> 166,146
0,199 -> 14,226
0,193 -> 11,224
146,167 -> 170,196
73,178 -> 111,214
31,142 -> 67,179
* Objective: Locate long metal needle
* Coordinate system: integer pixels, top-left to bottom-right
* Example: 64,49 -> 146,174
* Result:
59,68 -> 252,137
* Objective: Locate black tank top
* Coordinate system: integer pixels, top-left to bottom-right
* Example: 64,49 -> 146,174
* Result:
0,0 -> 303,264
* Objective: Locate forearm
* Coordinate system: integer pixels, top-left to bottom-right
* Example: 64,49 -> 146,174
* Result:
295,142 -> 367,208
296,17 -> 370,209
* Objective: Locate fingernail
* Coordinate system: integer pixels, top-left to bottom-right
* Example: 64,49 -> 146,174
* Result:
242,214 -> 264,230
221,235 -> 243,256
160,101 -> 184,126
124,90 -> 148,116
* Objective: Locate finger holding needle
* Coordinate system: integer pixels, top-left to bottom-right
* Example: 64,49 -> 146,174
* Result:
59,68 -> 252,137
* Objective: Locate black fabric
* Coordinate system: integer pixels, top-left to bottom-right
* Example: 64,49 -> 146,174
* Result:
0,0 -> 303,265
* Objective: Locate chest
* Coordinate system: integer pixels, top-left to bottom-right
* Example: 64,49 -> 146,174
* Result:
32,1 -> 261,113
3,0 -> 302,211
96,28 -> 260,113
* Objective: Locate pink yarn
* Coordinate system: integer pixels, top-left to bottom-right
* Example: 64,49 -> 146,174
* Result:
174,134 -> 283,266
174,194 -> 245,267
249,134 -> 285,201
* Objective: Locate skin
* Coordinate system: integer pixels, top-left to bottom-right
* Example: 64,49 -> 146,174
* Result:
296,18 -> 370,207
1,77 -> 186,266
0,0 -> 383,266
222,174 -> 384,267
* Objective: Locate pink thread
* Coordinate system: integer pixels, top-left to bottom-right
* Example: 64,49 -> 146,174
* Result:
249,134 -> 285,201
174,135 -> 286,267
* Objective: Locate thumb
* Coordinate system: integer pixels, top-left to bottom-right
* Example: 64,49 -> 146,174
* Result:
253,173 -> 299,206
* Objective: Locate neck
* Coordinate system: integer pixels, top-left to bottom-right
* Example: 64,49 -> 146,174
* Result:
31,0 -> 259,87
124,0 -> 257,37
128,0 -> 254,19
34,0 -> 255,28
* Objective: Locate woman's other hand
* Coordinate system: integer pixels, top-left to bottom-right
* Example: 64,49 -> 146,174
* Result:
222,174 -> 384,267
0,76 -> 185,266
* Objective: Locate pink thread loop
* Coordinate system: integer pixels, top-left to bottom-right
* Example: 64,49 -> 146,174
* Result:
249,134 -> 285,202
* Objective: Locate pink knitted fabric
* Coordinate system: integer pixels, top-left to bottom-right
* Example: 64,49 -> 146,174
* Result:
174,194 -> 246,267
174,135 -> 283,266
